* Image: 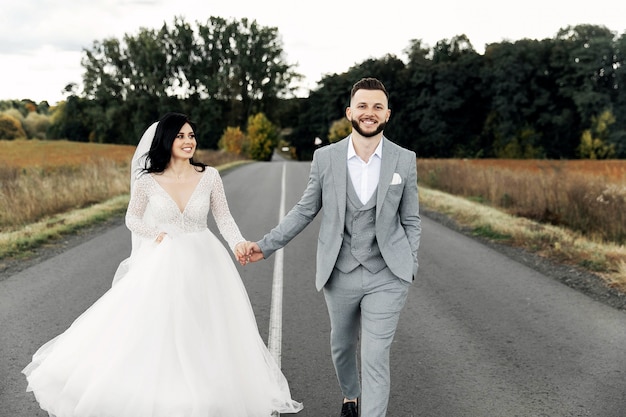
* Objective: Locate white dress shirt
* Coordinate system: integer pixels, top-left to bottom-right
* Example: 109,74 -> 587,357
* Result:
347,136 -> 383,205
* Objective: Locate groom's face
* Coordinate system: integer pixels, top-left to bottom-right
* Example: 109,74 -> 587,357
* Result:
346,89 -> 391,138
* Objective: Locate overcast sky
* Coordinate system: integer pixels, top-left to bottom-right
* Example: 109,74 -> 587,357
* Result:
2,0 -> 626,104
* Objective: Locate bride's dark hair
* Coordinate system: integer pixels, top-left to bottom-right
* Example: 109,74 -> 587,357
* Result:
144,112 -> 206,173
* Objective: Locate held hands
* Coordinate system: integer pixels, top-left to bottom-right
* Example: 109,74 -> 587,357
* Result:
246,242 -> 264,263
234,241 -> 265,266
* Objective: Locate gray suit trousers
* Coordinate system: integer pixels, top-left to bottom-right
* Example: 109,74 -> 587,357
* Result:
323,265 -> 410,417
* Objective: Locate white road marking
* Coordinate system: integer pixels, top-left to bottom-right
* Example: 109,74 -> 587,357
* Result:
268,162 -> 286,367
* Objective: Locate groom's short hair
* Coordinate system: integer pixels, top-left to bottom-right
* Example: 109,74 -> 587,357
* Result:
351,77 -> 389,101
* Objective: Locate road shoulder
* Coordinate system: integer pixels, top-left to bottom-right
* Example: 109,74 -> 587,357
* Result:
0,216 -> 125,282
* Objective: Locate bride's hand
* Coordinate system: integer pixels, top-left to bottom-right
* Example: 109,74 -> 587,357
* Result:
235,241 -> 249,265
155,232 -> 167,244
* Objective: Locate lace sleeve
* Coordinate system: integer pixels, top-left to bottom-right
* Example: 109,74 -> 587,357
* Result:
209,169 -> 245,252
126,175 -> 161,241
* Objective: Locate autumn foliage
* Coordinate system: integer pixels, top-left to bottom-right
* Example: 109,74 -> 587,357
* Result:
246,113 -> 278,161
218,126 -> 246,155
0,114 -> 27,139
218,113 -> 278,161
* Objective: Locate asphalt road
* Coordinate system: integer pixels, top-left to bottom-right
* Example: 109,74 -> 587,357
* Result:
2,159 -> 626,417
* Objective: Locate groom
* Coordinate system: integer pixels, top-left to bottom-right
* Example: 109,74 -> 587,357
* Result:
247,77 -> 421,417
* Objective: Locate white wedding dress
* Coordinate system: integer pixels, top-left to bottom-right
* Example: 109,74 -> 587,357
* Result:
23,167 -> 303,417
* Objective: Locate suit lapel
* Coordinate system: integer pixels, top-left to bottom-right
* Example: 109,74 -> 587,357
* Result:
331,138 -> 349,225
377,137 -> 399,219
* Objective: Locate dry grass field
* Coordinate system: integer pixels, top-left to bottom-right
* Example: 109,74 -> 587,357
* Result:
0,139 -> 245,233
0,140 -> 134,230
0,140 -> 135,169
417,159 -> 626,244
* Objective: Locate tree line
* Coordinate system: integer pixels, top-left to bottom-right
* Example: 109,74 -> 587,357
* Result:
1,18 -> 625,161
293,24 -> 626,160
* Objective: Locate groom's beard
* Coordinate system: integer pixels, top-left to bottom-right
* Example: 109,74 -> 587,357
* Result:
351,118 -> 386,138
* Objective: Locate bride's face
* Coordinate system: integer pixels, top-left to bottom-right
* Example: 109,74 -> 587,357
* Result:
170,123 -> 196,160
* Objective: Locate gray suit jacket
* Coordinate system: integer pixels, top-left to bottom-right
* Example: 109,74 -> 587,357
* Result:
258,136 -> 421,291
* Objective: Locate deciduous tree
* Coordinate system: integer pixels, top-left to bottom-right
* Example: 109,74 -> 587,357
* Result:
246,112 -> 278,161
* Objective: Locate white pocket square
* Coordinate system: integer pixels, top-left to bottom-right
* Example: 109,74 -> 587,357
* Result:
390,173 -> 402,185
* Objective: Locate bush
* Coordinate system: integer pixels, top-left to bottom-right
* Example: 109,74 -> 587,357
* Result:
328,118 -> 351,143
0,114 -> 27,139
23,112 -> 51,139
246,113 -> 278,161
218,126 -> 247,155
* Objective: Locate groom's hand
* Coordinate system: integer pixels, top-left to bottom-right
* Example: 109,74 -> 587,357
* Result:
246,242 -> 265,263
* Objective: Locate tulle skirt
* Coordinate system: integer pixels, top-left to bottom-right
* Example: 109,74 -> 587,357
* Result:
23,229 -> 303,417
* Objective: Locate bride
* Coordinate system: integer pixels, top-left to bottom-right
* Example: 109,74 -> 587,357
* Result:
22,112 -> 303,417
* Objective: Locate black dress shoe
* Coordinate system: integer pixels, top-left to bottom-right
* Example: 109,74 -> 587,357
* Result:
340,401 -> 358,417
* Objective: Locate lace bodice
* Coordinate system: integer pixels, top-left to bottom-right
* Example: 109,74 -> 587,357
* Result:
126,167 -> 245,251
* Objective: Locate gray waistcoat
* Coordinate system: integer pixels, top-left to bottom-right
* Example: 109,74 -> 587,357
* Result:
334,176 -> 386,275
